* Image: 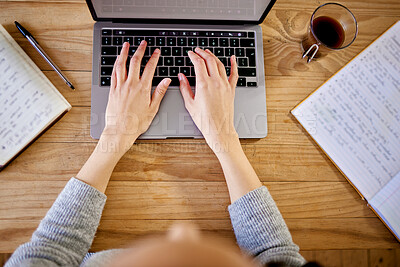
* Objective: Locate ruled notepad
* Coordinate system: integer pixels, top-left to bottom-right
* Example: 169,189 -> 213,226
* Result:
0,25 -> 71,170
291,21 -> 400,241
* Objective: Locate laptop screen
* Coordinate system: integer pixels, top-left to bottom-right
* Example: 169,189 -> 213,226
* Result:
89,0 -> 273,22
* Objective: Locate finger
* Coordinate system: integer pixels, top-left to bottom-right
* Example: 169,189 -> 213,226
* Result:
194,47 -> 219,76
178,73 -> 194,108
110,55 -> 118,90
150,78 -> 171,110
141,48 -> 161,86
128,40 -> 147,81
205,49 -> 227,80
228,55 -> 239,90
188,51 -> 208,85
116,42 -> 129,83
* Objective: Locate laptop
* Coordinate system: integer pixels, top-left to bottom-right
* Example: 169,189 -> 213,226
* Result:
87,0 -> 274,139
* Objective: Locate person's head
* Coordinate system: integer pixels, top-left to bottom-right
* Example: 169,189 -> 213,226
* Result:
109,222 -> 258,267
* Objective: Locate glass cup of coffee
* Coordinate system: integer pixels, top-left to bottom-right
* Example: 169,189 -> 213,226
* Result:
302,3 -> 358,63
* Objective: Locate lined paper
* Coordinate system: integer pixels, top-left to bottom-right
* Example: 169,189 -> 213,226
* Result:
292,21 -> 400,201
0,25 -> 71,166
370,171 -> 400,238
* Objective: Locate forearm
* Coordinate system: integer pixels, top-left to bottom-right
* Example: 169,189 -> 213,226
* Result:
76,133 -> 135,193
5,178 -> 107,267
213,136 -> 262,203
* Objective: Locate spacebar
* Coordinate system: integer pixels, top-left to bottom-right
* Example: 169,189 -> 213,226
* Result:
152,77 -> 195,87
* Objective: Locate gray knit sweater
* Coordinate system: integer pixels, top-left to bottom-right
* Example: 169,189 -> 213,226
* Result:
5,178 -> 305,267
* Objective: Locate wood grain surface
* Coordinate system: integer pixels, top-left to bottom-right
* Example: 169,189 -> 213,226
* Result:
0,0 -> 400,266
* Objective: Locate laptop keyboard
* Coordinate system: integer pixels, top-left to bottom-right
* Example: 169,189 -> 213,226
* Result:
100,29 -> 257,88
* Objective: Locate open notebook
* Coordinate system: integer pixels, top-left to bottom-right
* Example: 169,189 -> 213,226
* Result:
292,21 -> 400,241
0,25 -> 71,170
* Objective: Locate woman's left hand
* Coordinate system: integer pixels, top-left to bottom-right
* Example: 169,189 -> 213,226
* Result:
101,40 -> 171,153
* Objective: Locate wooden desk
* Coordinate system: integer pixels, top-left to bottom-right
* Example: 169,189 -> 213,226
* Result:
0,0 -> 399,265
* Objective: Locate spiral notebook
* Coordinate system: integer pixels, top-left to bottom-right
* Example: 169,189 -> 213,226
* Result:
291,21 -> 400,242
0,25 -> 71,171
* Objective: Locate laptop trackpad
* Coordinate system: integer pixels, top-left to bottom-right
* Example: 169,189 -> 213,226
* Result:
141,89 -> 201,139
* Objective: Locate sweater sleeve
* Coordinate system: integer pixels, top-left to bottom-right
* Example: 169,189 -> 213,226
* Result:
5,178 -> 107,267
228,186 -> 306,267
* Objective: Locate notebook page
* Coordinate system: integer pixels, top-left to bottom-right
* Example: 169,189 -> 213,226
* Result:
292,21 -> 400,201
369,171 -> 400,239
0,25 -> 71,166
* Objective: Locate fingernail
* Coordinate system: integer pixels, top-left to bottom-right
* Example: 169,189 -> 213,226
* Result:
178,73 -> 183,80
164,78 -> 172,85
232,55 -> 236,61
141,40 -> 146,45
154,48 -> 160,54
123,42 -> 129,47
195,47 -> 200,52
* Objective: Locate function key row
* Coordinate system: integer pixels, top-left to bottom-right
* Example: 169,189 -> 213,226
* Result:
102,36 -> 255,47
101,29 -> 255,38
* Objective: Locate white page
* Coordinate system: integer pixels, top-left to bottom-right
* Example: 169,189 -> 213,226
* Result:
369,171 -> 400,239
292,21 -> 400,201
0,25 -> 71,166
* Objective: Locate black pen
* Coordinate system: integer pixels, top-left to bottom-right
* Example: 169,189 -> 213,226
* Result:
14,21 -> 75,90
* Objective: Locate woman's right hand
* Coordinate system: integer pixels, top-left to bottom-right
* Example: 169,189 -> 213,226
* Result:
178,48 -> 239,153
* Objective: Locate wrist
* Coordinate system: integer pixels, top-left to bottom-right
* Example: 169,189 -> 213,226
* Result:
98,130 -> 138,158
206,133 -> 241,157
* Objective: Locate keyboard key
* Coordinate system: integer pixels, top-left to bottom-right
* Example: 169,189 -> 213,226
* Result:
170,67 -> 179,76
186,57 -> 193,66
199,38 -> 208,46
134,37 -> 144,45
180,67 -> 190,76
225,67 -> 230,76
238,58 -> 248,66
220,38 -> 228,46
144,47 -> 150,56
170,77 -> 180,86
175,57 -> 185,66
214,48 -> 224,56
190,66 -> 195,76
237,77 -> 246,86
158,57 -> 164,66
102,29 -> 112,35
209,38 -> 218,46
225,48 -> 235,56
240,39 -> 255,47
113,37 -> 122,45
187,77 -> 196,85
102,37 -> 112,45
164,57 -> 174,66
129,47 -> 138,55
218,57 -> 228,66
177,37 -> 187,46
101,67 -> 113,76
156,37 -> 165,46
150,47 -> 159,54
101,56 -> 117,65
188,38 -> 197,46
159,67 -> 168,76
167,37 -> 176,46
246,48 -> 256,66
142,56 -> 151,65
235,48 -> 245,57
102,46 -> 117,55
248,32 -> 255,38
124,37 -> 133,45
101,77 -> 111,86
183,47 -> 192,55
247,82 -> 257,87
238,68 -> 256,76
172,47 -> 181,56
230,38 -> 239,47
152,77 -> 164,86
145,37 -> 155,46
161,47 -> 171,56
